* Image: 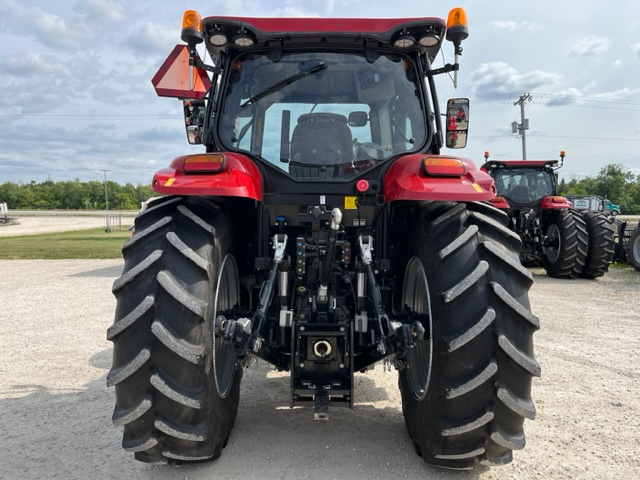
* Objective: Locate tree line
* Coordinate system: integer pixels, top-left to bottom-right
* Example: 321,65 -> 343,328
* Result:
0,180 -> 156,211
557,164 -> 640,215
0,163 -> 638,213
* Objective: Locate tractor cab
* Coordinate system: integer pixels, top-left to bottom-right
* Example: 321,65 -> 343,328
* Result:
152,12 -> 474,190
482,159 -> 563,209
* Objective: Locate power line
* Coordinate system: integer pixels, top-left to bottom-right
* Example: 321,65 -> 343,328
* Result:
470,134 -> 640,142
473,93 -> 640,111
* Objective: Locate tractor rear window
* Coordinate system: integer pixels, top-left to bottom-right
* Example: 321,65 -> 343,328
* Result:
219,52 -> 426,180
493,169 -> 554,203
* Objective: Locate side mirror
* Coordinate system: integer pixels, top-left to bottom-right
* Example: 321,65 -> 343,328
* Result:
183,99 -> 205,144
348,111 -> 368,127
445,98 -> 469,149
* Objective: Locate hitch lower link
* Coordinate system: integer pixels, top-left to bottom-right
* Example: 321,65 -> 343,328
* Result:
357,234 -> 425,364
215,233 -> 288,358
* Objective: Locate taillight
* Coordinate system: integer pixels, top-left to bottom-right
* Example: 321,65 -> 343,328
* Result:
356,180 -> 369,193
183,154 -> 226,173
421,156 -> 466,177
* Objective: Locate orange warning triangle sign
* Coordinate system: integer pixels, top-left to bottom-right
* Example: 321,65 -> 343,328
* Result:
152,45 -> 211,99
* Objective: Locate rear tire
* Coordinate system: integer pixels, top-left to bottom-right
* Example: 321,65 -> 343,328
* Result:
580,211 -> 615,279
542,209 -> 586,278
629,227 -> 640,271
107,195 -> 242,463
398,202 -> 539,469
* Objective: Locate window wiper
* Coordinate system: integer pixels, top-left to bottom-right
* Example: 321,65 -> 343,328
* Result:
241,60 -> 327,107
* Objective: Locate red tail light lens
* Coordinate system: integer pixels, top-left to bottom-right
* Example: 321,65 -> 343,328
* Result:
422,156 -> 466,177
183,154 -> 226,173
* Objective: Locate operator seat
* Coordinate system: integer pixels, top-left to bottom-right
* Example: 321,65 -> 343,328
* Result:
508,185 -> 530,203
289,113 -> 353,179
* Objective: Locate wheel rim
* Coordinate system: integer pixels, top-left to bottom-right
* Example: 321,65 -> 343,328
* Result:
545,223 -> 561,263
213,254 -> 240,398
401,257 -> 433,401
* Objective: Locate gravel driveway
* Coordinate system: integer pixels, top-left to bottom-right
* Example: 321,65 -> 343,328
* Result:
0,258 -> 638,480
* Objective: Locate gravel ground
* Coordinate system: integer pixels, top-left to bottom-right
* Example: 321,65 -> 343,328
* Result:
0,257 -> 638,479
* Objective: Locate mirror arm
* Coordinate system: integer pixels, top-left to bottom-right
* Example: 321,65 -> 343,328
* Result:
424,63 -> 459,78
188,47 -> 222,75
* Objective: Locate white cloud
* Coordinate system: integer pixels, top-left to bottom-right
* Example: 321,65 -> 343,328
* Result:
490,20 -> 543,32
0,0 -> 91,50
123,22 -> 179,58
632,43 -> 640,59
490,21 -> 518,31
0,53 -> 71,77
589,87 -> 640,101
545,88 -> 583,106
72,0 -> 126,23
570,35 -> 610,56
34,14 -> 93,49
469,62 -> 562,98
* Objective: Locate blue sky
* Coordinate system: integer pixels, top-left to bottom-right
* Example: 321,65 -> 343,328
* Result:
1,0 -> 639,186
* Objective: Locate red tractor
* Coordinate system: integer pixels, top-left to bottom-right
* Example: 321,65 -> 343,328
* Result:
481,152 -> 615,278
107,9 -> 539,469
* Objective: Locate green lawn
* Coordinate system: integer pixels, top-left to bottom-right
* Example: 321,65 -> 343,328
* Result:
0,228 -> 131,259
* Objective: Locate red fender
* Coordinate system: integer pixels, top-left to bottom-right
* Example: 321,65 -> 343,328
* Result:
151,153 -> 263,200
384,154 -> 496,202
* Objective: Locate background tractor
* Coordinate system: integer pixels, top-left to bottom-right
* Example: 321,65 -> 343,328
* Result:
482,152 -> 615,278
107,9 -> 539,470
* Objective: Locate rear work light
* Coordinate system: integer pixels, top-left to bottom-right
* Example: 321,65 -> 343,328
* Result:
183,154 -> 226,173
422,156 -> 466,177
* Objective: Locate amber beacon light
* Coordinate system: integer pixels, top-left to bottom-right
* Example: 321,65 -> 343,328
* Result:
181,10 -> 204,45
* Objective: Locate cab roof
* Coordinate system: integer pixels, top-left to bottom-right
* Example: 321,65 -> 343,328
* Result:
482,160 -> 559,170
202,16 -> 445,34
201,16 -> 447,60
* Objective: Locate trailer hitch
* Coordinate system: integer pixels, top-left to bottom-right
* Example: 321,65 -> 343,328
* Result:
389,318 -> 426,367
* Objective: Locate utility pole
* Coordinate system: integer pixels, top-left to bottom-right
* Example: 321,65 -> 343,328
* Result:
100,169 -> 110,212
512,93 -> 532,159
101,169 -> 111,232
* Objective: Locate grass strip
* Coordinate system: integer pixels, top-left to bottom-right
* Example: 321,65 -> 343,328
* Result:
0,228 -> 131,259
